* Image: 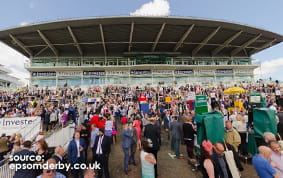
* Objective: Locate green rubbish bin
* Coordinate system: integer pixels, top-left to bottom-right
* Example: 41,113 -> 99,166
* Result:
195,111 -> 225,145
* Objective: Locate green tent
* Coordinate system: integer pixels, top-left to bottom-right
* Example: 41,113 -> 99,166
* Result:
253,108 -> 277,138
195,111 -> 225,145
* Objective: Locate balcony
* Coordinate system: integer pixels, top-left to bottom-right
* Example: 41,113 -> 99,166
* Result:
24,60 -> 260,69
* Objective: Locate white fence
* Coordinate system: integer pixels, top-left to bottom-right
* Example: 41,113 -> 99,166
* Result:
0,162 -> 15,178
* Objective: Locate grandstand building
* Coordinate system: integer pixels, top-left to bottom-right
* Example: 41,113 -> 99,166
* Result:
0,16 -> 282,87
0,64 -> 20,87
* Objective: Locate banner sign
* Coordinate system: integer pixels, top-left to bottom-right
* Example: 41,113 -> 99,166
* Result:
83,71 -> 106,76
0,117 -> 40,136
165,97 -> 171,103
215,69 -> 233,74
234,69 -> 251,74
250,92 -> 261,103
187,92 -> 196,100
195,95 -> 208,114
32,72 -> 56,77
152,70 -> 173,75
106,71 -> 129,75
174,70 -> 194,75
198,70 -> 214,74
130,70 -> 151,75
195,95 -> 208,107
58,71 -> 82,76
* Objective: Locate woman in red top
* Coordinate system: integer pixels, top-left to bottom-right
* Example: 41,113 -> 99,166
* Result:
133,116 -> 142,150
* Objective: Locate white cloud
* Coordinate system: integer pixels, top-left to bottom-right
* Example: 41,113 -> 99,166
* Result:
0,42 -> 30,85
130,0 -> 170,16
20,22 -> 29,26
254,57 -> 283,79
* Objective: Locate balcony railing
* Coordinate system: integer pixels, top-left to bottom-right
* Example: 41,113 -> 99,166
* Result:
25,61 -> 260,68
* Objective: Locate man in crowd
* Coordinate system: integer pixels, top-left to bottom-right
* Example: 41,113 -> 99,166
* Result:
52,146 -> 68,177
212,142 -> 244,178
90,124 -> 100,162
253,146 -> 280,178
129,121 -> 138,166
225,120 -> 241,152
84,168 -> 97,178
269,141 -> 283,177
10,140 -> 36,178
122,123 -> 133,175
263,132 -> 277,146
162,110 -> 171,140
144,118 -> 161,177
93,128 -> 111,178
36,158 -> 66,178
68,131 -> 87,178
170,115 -> 182,159
277,107 -> 283,138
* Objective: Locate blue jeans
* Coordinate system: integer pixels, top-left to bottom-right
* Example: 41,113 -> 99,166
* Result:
171,137 -> 180,157
122,147 -> 130,171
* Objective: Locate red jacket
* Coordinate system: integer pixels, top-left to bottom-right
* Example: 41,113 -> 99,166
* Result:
121,117 -> 128,125
90,115 -> 106,131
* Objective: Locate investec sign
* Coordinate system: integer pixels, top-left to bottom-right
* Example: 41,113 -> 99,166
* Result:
0,117 -> 40,135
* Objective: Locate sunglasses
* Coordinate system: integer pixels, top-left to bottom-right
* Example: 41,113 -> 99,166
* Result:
46,169 -> 55,173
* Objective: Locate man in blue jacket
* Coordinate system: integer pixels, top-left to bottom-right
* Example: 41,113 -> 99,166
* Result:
10,141 -> 36,178
122,123 -> 133,175
68,131 -> 86,178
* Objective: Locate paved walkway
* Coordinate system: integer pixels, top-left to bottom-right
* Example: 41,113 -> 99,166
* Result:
86,123 -> 258,178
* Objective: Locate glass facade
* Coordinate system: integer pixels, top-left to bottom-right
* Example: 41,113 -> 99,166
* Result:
28,56 -> 257,87
30,75 -> 254,87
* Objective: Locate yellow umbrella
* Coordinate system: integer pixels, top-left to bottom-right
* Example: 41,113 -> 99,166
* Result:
223,87 -> 246,94
16,89 -> 26,93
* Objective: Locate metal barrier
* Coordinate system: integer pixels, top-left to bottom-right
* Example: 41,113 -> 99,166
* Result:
44,124 -> 75,150
0,161 -> 15,178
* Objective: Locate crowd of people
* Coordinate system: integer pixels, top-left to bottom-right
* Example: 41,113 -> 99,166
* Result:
0,82 -> 282,178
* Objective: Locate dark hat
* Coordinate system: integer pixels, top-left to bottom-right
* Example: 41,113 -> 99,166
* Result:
99,128 -> 105,133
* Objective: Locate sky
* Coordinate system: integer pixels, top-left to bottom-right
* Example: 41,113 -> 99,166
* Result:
0,0 -> 283,84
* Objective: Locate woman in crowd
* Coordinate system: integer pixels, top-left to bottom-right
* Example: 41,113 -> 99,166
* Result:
15,133 -> 24,145
200,140 -> 215,178
140,139 -> 156,178
183,116 -> 196,163
134,116 -> 142,150
112,116 -> 117,144
35,139 -> 51,176
105,115 -> 113,138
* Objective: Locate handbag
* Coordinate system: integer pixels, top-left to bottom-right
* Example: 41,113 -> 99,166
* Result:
111,128 -> 117,135
223,140 -> 241,178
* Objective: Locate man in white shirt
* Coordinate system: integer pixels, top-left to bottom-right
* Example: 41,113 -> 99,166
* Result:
93,128 -> 111,178
68,131 -> 86,178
